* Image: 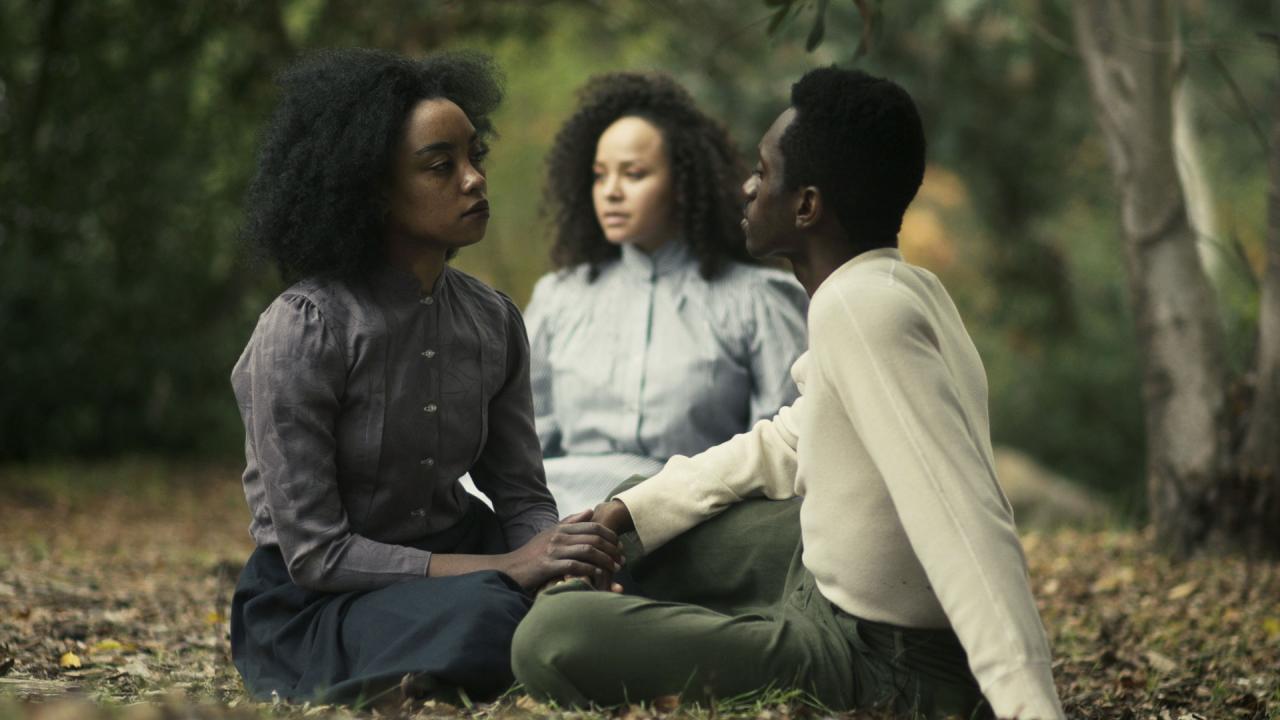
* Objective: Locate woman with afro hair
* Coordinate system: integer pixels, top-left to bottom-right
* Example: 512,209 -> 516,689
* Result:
522,72 -> 808,514
229,49 -> 621,705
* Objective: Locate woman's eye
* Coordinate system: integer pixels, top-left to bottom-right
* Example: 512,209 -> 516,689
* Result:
625,171 -> 647,180
428,161 -> 452,173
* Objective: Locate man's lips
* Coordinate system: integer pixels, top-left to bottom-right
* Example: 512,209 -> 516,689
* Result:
463,200 -> 490,218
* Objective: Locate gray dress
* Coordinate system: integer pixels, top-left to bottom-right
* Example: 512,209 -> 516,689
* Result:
229,264 -> 557,703
525,240 -> 808,512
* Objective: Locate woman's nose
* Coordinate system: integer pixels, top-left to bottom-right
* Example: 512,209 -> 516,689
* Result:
462,162 -> 486,194
603,174 -> 623,200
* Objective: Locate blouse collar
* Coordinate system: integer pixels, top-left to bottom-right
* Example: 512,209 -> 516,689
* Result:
620,239 -> 693,280
368,263 -> 448,307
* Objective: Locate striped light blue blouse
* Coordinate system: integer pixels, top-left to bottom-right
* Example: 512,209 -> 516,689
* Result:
525,240 -> 809,512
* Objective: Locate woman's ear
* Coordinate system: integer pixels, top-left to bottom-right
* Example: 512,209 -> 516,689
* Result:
794,186 -> 823,230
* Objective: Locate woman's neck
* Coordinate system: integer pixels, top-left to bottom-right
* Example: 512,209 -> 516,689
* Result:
387,235 -> 447,294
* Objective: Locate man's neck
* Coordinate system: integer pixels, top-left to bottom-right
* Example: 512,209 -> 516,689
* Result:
788,238 -> 860,297
788,231 -> 899,297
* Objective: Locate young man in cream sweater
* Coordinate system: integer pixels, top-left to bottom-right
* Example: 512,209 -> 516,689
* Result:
512,68 -> 1065,720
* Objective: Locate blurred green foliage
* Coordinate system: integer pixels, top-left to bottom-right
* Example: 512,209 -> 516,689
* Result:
0,0 -> 1272,509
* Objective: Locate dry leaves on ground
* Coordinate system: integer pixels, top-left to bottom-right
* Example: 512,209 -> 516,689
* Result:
0,461 -> 1277,719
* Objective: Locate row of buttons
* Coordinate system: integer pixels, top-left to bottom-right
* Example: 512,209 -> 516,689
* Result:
415,296 -> 436,523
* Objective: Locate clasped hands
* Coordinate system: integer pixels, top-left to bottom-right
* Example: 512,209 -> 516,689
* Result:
501,500 -> 635,594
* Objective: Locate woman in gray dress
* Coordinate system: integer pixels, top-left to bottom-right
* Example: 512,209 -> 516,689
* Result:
229,49 -> 621,706
528,73 -> 809,513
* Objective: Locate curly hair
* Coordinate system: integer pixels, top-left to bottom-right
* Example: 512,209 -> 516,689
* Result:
782,67 -> 925,249
544,72 -> 751,281
241,48 -> 503,282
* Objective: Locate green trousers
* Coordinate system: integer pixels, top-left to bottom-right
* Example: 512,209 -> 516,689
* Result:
511,478 -> 991,719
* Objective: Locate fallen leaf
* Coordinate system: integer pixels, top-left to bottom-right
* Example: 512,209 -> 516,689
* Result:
58,652 -> 82,669
204,610 -> 227,625
515,695 -> 543,711
89,639 -> 124,653
1166,581 -> 1197,601
120,658 -> 154,679
1089,566 -> 1135,594
1263,617 -> 1280,642
652,694 -> 680,713
1145,650 -> 1178,674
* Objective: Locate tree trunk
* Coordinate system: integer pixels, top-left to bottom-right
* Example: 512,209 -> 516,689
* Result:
1071,1 -> 1232,557
1236,62 -> 1280,554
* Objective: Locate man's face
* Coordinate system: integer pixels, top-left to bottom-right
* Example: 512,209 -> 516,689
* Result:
742,108 -> 800,259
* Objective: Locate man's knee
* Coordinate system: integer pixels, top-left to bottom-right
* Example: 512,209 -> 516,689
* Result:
511,591 -> 608,705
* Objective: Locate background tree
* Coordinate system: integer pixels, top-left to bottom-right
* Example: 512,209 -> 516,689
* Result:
3,0 -> 1273,543
1070,0 -> 1279,556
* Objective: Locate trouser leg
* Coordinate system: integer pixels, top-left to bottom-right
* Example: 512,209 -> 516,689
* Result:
608,476 -> 802,615
511,578 -> 854,709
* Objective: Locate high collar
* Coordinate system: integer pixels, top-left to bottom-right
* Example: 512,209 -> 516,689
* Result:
813,247 -> 903,297
368,263 -> 447,307
619,239 -> 693,280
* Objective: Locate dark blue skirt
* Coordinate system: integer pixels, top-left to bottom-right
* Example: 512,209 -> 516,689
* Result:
230,501 -> 531,705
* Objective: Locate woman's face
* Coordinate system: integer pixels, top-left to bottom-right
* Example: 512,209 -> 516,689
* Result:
592,116 -> 677,253
386,98 -> 491,251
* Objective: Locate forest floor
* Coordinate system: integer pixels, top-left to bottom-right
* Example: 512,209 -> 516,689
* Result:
0,459 -> 1277,720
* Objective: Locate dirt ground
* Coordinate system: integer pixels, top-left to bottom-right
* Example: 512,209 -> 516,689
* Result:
0,459 -> 1277,719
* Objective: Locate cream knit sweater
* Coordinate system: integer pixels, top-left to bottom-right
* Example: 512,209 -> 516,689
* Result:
615,248 -> 1064,719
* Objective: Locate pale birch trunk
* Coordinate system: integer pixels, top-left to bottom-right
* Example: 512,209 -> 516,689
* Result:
1072,1 -> 1231,556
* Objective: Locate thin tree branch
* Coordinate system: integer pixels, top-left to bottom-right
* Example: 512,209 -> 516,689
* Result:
1208,48 -> 1270,155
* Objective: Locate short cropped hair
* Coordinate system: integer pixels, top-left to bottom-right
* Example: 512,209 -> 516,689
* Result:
781,67 -> 925,248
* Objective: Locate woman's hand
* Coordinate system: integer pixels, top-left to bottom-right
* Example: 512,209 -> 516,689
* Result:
499,510 -> 623,591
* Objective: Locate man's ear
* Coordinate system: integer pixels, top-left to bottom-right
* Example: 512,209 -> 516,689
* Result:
794,186 -> 823,230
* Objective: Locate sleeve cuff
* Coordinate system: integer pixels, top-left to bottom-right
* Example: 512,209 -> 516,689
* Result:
981,662 -> 1064,720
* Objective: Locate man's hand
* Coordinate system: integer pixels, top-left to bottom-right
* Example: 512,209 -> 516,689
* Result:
499,510 -> 623,591
591,499 -> 635,536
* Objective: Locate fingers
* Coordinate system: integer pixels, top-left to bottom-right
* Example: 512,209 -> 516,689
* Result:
553,532 -> 623,566
556,520 -> 621,546
560,509 -> 593,524
551,542 -> 619,573
551,560 -> 608,581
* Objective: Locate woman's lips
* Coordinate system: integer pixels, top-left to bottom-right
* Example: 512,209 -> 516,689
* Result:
463,200 -> 490,218
601,213 -> 629,227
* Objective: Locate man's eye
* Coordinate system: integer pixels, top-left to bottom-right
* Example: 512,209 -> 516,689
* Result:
429,161 -> 452,173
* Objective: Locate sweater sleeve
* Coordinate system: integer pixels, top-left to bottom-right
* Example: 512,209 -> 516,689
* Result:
811,282 -> 1064,720
613,387 -> 806,553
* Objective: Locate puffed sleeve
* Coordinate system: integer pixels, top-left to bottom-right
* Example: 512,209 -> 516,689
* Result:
522,273 -> 563,457
234,294 -> 433,592
745,270 -> 809,424
470,293 -> 561,548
